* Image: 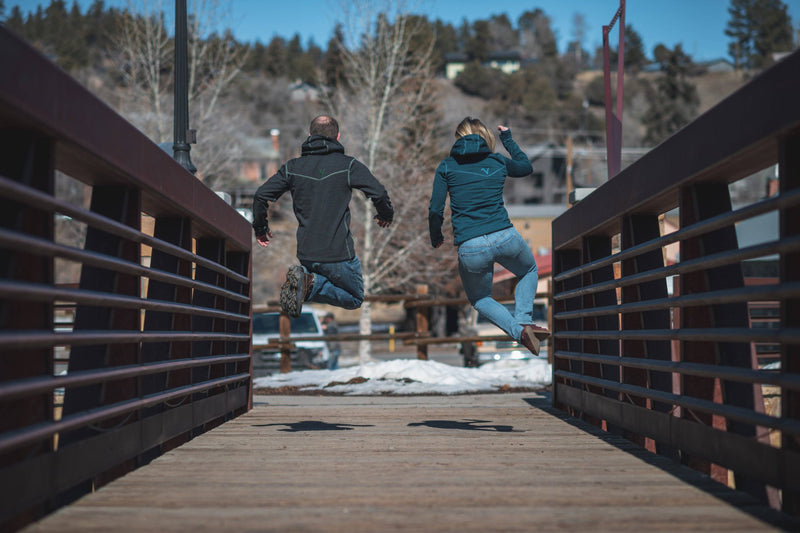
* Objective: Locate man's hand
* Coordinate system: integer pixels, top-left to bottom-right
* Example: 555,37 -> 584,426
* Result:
375,216 -> 392,228
256,231 -> 273,248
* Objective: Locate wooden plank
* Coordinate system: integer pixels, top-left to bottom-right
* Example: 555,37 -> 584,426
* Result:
25,393 -> 795,532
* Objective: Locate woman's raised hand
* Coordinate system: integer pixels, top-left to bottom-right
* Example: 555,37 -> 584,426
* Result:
497,125 -> 509,132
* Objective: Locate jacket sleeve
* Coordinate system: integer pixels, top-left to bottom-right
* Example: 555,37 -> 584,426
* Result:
428,161 -> 447,246
348,158 -> 394,222
499,129 -> 533,177
251,164 -> 290,237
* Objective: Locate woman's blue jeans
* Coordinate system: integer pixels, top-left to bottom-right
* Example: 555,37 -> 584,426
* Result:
457,227 -> 538,342
301,256 -> 364,310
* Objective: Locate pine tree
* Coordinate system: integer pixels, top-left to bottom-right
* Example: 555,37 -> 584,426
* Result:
322,24 -> 347,88
725,0 -> 793,70
613,24 -> 648,72
518,9 -> 557,60
750,0 -> 793,68
725,0 -> 751,69
643,44 -> 699,145
263,36 -> 288,77
465,19 -> 490,62
4,6 -> 24,31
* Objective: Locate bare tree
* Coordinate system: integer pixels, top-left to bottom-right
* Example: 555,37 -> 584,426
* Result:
110,0 -> 247,189
113,0 -> 171,141
324,0 -> 455,363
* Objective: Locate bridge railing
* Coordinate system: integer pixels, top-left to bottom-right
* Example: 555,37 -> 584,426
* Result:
0,28 -> 252,529
551,50 -> 800,515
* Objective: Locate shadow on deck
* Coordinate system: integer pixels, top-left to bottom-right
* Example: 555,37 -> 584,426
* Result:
24,393 -> 799,532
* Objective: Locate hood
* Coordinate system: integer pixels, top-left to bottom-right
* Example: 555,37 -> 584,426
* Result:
449,133 -> 492,161
301,135 -> 346,156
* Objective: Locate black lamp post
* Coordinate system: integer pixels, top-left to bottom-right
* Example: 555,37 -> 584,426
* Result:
173,0 -> 196,174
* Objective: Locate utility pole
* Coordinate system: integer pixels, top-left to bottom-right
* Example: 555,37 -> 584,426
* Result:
565,135 -> 573,206
173,0 -> 196,174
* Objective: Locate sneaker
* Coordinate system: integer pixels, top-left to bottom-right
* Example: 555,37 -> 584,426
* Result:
521,324 -> 551,341
519,325 -> 541,356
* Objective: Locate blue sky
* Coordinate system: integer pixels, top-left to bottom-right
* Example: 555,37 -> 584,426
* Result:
6,0 -> 800,61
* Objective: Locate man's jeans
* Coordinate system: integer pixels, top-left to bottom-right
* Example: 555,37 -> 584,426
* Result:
457,227 -> 539,342
301,256 -> 364,310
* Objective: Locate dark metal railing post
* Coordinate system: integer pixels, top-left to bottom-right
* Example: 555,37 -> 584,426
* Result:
173,0 -> 196,174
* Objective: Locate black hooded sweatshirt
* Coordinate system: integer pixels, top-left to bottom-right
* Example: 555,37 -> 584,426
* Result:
252,135 -> 394,263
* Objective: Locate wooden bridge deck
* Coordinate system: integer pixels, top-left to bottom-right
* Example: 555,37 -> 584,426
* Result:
25,393 -> 795,532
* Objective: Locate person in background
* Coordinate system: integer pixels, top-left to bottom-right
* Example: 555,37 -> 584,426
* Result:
428,117 -> 550,355
252,115 -> 394,318
322,312 -> 341,370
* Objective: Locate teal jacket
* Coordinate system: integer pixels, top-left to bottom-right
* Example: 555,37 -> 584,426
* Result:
428,130 -> 532,246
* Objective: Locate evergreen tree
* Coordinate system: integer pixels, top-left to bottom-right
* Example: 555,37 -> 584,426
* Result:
750,0 -> 793,67
725,0 -> 751,69
433,19 -> 458,53
725,0 -> 793,70
609,24 -> 647,72
29,6 -> 46,43
487,13 -> 517,51
263,36 -> 288,77
323,24 -> 347,88
243,41 -> 267,73
642,44 -> 699,145
623,25 -> 647,71
5,6 -> 24,31
0,1 -> 5,20
59,0 -> 89,69
465,19 -> 490,62
285,34 -> 315,82
85,0 -> 107,50
518,9 -> 557,59
432,19 -> 458,73
453,60 -> 501,99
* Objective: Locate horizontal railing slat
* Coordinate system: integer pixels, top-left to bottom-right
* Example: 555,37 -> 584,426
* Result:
555,370 -> 800,436
553,235 -> 800,301
0,228 -> 250,304
0,354 -> 250,400
0,374 -> 249,456
0,280 -> 249,322
553,282 -> 800,319
0,330 -> 250,349
555,350 -> 800,390
554,327 -> 800,343
553,187 -> 800,282
0,174 -> 250,285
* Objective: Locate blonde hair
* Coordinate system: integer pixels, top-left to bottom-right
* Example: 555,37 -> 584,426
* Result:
455,117 -> 495,152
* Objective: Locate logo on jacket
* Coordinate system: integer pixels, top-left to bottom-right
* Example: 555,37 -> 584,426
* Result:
481,167 -> 490,175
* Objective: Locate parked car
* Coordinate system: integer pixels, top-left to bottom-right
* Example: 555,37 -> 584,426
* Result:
460,300 -> 548,367
252,309 -> 331,376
